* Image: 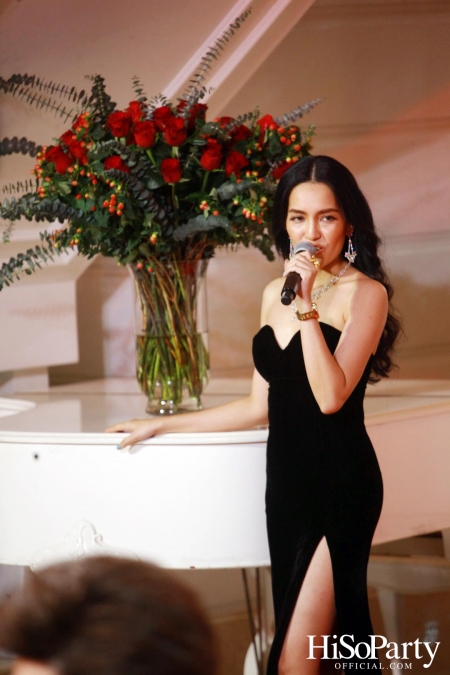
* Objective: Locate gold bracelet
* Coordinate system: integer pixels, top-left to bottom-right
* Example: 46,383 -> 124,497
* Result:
295,302 -> 319,322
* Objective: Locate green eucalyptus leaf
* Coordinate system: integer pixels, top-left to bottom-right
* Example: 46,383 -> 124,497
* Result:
173,214 -> 231,241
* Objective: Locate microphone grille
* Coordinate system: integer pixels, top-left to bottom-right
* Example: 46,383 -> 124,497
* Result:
293,241 -> 319,255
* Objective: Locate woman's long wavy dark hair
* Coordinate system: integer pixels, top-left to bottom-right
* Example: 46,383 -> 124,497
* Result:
271,155 -> 401,381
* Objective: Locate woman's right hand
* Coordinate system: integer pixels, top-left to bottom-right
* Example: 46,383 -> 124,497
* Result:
105,418 -> 164,450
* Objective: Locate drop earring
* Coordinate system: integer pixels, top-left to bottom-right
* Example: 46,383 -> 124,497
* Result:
344,232 -> 357,264
289,238 -> 294,260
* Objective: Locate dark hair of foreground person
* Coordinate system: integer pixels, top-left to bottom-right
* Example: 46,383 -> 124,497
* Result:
271,154 -> 402,381
0,556 -> 217,675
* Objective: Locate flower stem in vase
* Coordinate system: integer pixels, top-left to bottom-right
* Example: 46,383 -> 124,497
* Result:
131,257 -> 209,415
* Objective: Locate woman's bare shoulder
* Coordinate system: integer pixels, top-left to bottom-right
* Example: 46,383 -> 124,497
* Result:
260,277 -> 284,324
346,270 -> 388,321
351,270 -> 387,297
263,276 -> 285,299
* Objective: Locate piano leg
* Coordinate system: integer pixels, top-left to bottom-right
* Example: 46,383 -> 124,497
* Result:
242,567 -> 273,675
376,587 -> 400,642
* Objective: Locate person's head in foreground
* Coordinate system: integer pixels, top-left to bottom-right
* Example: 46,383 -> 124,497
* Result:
0,555 -> 217,675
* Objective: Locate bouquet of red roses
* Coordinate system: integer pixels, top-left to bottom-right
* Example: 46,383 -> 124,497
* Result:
0,10 -> 320,288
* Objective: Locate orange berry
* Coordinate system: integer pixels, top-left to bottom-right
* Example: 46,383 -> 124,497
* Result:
67,167 -> 74,173
76,194 -> 82,199
103,200 -> 109,208
136,262 -> 143,270
91,178 -> 98,185
118,203 -> 124,209
294,144 -> 301,152
280,137 -> 286,144
116,210 -> 122,216
91,206 -> 96,211
72,180 -> 78,186
212,210 -> 219,216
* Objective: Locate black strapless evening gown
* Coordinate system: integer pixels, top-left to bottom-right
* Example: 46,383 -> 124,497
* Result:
252,322 -> 383,673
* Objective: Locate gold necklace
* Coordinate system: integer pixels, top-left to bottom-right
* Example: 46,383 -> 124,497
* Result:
290,261 -> 351,321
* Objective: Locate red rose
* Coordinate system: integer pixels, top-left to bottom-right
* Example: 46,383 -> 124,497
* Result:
44,145 -> 74,174
60,129 -> 76,145
134,120 -> 156,148
225,150 -> 248,178
60,130 -> 88,165
177,100 -> 208,130
104,155 -> 130,174
106,111 -> 132,138
126,100 -> 144,122
256,114 -> 275,143
219,116 -> 234,128
200,138 -> 223,171
273,161 -> 291,180
152,106 -> 173,131
160,158 -> 181,183
164,117 -> 187,146
67,140 -> 88,165
230,124 -> 252,144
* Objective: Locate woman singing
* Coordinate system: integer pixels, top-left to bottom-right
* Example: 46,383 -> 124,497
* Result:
107,155 -> 401,674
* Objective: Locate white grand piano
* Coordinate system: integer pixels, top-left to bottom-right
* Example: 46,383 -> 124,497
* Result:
0,377 -> 449,672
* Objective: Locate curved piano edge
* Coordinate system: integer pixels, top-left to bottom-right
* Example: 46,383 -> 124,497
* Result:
0,428 -> 269,446
0,397 -> 36,418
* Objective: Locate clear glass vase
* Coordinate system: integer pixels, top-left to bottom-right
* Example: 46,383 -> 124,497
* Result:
130,257 -> 209,415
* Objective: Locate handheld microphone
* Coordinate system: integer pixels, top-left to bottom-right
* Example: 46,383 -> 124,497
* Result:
280,241 -> 319,306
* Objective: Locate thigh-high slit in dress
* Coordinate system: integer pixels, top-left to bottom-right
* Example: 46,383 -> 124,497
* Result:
252,322 -> 384,673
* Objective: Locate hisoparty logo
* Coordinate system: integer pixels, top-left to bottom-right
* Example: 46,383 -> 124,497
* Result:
307,635 -> 440,669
